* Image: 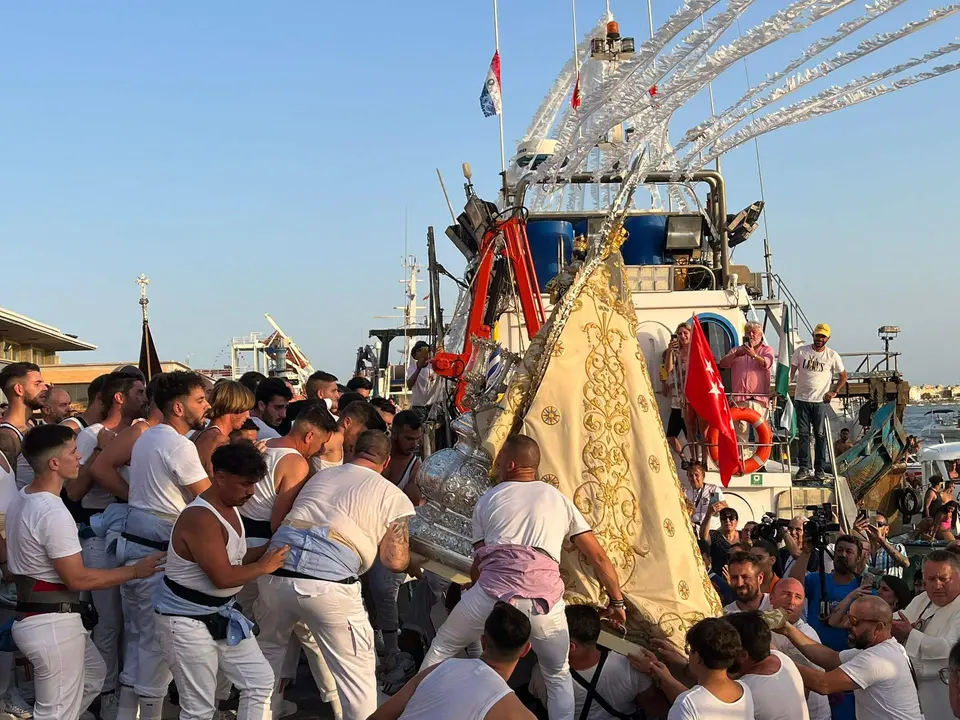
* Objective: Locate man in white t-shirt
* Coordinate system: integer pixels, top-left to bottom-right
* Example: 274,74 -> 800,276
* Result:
789,323 -> 847,481
370,601 -> 536,720
529,605 -> 666,719
406,341 -> 442,412
723,552 -> 773,614
120,371 -> 211,720
770,578 -> 831,720
7,424 -> 163,720
62,371 -> 148,717
256,430 -> 415,719
682,462 -> 722,529
773,595 -> 923,720
422,434 -> 627,720
725,611 -> 808,720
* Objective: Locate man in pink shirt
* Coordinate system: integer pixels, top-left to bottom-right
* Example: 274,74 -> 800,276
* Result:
719,322 -> 775,442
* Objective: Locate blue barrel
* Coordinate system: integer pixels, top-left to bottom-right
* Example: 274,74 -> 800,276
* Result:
527,220 -> 573,292
622,215 -> 668,266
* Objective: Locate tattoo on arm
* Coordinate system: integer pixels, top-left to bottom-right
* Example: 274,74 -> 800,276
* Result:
380,517 -> 411,572
0,432 -> 19,466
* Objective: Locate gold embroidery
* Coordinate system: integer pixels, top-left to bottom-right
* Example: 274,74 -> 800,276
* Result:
637,395 -> 649,412
541,406 -> 561,426
663,518 -> 676,537
648,455 -> 661,473
551,341 -> 565,358
678,581 -> 690,600
541,474 -> 559,488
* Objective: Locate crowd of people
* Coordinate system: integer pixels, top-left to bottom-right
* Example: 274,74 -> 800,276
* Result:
0,346 -> 958,720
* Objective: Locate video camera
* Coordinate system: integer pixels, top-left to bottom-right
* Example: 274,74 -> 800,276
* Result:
804,502 -> 841,549
754,512 -> 791,545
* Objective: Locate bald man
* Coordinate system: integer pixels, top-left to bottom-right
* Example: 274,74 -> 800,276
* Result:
774,595 -> 923,720
421,434 -> 626,720
770,578 -> 830,720
41,388 -> 73,426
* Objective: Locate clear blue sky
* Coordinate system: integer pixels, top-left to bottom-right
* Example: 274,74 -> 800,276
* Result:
3,2 -> 957,383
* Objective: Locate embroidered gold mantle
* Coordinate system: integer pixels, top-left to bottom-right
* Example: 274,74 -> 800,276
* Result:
479,252 -> 721,646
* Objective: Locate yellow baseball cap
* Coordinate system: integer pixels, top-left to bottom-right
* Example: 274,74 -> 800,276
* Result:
813,323 -> 831,338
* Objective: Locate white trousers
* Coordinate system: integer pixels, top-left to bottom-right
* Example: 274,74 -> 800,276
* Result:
239,577 -> 339,701
12,613 -> 106,720
422,586 -> 573,720
155,615 -> 273,720
82,534 -> 123,693
257,575 -> 375,720
119,573 -> 171,698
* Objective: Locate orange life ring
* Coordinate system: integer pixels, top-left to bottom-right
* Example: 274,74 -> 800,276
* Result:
707,407 -> 772,474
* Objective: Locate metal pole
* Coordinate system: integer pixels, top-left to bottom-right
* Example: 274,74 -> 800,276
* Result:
493,0 -> 506,175
436,169 -> 458,226
646,0 -> 654,38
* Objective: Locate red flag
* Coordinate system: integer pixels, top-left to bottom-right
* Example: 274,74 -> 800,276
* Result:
572,72 -> 582,110
648,85 -> 658,97
685,316 -> 741,486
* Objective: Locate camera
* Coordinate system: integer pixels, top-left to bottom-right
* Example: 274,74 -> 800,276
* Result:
803,502 -> 841,549
755,512 -> 791,544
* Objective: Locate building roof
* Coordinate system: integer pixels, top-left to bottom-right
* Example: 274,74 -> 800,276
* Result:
0,307 -> 96,352
40,361 -> 196,386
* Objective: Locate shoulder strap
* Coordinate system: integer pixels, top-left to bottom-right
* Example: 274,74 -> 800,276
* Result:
577,650 -> 639,720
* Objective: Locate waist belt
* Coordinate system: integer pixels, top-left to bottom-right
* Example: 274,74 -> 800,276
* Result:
13,576 -> 98,631
164,576 -> 235,608
241,516 -> 272,540
121,532 -> 169,552
272,568 -> 358,584
16,600 -> 91,615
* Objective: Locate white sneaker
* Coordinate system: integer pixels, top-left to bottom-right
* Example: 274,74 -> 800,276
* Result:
99,691 -> 120,720
0,689 -> 33,719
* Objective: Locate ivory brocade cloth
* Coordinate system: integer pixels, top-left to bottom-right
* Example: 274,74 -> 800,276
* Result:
477,248 -> 722,647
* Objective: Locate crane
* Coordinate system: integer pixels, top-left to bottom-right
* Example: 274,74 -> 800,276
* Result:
263,313 -> 315,387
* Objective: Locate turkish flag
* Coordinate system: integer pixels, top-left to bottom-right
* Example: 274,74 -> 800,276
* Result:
684,315 -> 741,486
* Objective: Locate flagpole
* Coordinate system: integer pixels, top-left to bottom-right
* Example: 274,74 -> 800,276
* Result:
493,0 -> 505,178
571,0 -> 579,73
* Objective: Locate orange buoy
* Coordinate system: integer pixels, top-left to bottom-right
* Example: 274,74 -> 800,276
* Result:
706,407 -> 773,474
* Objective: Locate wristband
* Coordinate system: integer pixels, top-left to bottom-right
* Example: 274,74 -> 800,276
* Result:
609,599 -> 626,609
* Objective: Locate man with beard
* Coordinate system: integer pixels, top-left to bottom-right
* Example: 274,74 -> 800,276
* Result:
770,579 -> 831,720
40,387 -> 73,426
723,552 -> 772,614
774,595 -> 923,720
118,371 -> 211,720
0,361 -> 50,489
153,443 -> 289,720
790,323 -> 847,481
892,548 -> 960,718
63,372 -> 149,719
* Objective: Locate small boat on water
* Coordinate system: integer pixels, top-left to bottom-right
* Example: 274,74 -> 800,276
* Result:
919,409 -> 960,444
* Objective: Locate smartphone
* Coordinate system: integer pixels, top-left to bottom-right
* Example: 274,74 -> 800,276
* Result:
867,510 -> 877,524
709,490 -> 721,505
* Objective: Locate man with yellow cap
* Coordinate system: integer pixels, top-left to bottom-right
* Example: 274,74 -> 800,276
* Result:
790,323 -> 847,481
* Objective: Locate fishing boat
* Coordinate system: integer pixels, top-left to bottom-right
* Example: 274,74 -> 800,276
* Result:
368,1 -> 957,645
919,409 -> 960,444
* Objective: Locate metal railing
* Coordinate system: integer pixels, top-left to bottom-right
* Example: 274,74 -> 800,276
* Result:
839,350 -> 901,377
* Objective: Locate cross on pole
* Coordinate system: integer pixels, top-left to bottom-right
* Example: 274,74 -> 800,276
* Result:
137,274 -> 151,322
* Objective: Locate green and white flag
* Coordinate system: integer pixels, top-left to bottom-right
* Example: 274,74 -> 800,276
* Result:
776,304 -> 796,439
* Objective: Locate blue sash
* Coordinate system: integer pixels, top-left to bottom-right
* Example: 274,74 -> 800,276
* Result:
272,524 -> 361,582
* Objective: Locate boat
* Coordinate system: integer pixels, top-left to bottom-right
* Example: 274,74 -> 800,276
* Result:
375,2 -> 956,643
919,409 -> 960,444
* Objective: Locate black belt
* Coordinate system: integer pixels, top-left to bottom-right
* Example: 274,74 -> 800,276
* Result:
164,576 -> 235,608
241,516 -> 272,540
17,600 -> 89,615
121,532 -> 169,552
271,568 -> 358,584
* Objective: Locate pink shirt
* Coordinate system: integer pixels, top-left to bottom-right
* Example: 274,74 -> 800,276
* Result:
475,544 -> 565,614
719,343 -> 775,406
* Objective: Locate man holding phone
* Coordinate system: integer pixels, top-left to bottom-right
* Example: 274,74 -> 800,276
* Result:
683,462 -> 723,529
790,323 -> 847,482
719,321 -> 775,444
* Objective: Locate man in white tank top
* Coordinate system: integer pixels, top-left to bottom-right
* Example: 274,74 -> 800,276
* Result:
0,362 -> 49,490
61,374 -> 109,436
119,371 -> 211,720
257,430 -> 414,719
153,442 -> 289,720
7,424 -> 163,720
371,601 -> 536,720
421,435 -> 627,720
237,403 -> 341,718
